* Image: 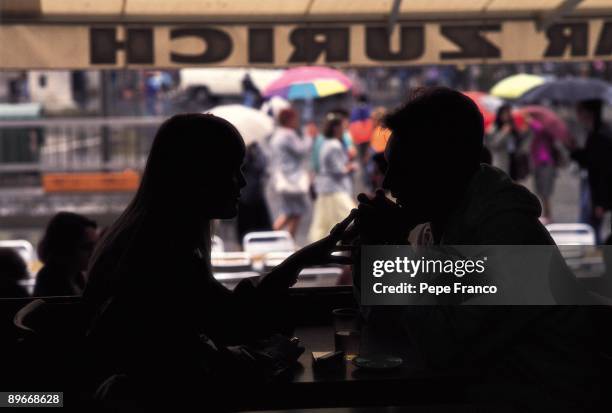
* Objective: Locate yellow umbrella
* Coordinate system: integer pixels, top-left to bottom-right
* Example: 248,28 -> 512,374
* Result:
490,74 -> 546,100
313,79 -> 349,98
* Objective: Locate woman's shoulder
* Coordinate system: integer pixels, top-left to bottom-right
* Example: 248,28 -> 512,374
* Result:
271,127 -> 294,145
322,138 -> 344,152
274,126 -> 295,137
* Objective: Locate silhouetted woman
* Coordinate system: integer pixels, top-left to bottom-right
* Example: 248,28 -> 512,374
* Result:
82,114 -> 352,404
34,212 -> 98,297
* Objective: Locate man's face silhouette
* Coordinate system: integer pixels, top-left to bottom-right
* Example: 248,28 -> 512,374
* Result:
382,133 -> 452,224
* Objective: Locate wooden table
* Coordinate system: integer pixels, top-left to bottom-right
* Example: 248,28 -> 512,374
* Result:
238,325 -> 475,411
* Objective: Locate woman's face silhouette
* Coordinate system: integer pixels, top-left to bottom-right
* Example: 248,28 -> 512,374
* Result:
146,114 -> 247,222
201,152 -> 246,219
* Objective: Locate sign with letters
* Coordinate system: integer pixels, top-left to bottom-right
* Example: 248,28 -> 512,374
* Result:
42,170 -> 140,193
0,19 -> 610,68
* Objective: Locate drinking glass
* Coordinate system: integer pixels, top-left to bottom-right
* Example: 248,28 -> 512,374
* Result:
332,308 -> 361,360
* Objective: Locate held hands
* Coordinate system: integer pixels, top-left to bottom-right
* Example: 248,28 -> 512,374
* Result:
259,189 -> 416,291
355,189 -> 415,245
259,210 -> 357,291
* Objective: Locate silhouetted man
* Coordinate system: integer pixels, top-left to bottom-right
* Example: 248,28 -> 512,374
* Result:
354,87 -> 605,411
358,87 -> 555,246
572,99 -> 612,244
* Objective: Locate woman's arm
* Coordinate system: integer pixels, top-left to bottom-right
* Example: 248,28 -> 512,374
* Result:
324,146 -> 353,178
283,130 -> 313,158
258,210 -> 356,291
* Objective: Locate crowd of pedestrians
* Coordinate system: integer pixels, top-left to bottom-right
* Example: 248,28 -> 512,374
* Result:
242,93 -> 612,245
484,100 -> 612,229
248,96 -> 395,244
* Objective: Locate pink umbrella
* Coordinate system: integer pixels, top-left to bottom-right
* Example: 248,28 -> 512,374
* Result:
462,91 -> 526,130
518,105 -> 572,145
263,66 -> 353,100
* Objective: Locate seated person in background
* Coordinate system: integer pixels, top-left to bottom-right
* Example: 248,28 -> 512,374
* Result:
83,114 -> 352,405
34,212 -> 98,297
0,247 -> 29,298
353,87 -> 604,410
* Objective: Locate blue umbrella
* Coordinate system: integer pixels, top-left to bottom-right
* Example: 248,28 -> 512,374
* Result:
518,77 -> 612,104
287,83 -> 319,100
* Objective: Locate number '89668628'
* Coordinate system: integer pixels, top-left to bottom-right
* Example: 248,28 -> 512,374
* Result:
3,393 -> 62,406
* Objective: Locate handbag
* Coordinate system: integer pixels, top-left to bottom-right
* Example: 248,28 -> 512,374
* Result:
273,170 -> 309,194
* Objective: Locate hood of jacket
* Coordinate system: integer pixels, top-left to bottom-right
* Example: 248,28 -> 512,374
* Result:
442,164 -> 543,244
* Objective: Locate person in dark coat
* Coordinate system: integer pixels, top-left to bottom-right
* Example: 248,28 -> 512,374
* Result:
236,142 -> 273,242
351,87 -> 604,412
571,99 -> 612,244
34,212 -> 98,297
0,247 -> 29,298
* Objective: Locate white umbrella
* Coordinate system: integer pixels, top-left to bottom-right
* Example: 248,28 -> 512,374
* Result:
208,104 -> 274,145
260,96 -> 290,122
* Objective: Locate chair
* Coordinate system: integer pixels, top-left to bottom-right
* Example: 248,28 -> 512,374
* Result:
261,251 -> 293,272
546,223 -> 598,271
14,298 -> 86,337
261,251 -> 344,287
211,235 -> 224,253
0,240 -> 38,289
94,374 -> 132,405
11,298 -> 95,399
296,267 -> 344,287
17,278 -> 36,296
211,252 -> 259,286
546,223 -> 596,246
13,298 -> 45,335
242,231 -> 295,255
0,239 -> 36,267
211,251 -> 253,271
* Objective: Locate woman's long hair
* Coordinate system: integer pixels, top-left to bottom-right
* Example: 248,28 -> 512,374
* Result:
323,115 -> 343,140
494,104 -> 519,137
84,114 -> 245,308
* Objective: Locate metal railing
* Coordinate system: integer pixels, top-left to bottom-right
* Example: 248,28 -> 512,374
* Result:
0,116 -> 166,173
